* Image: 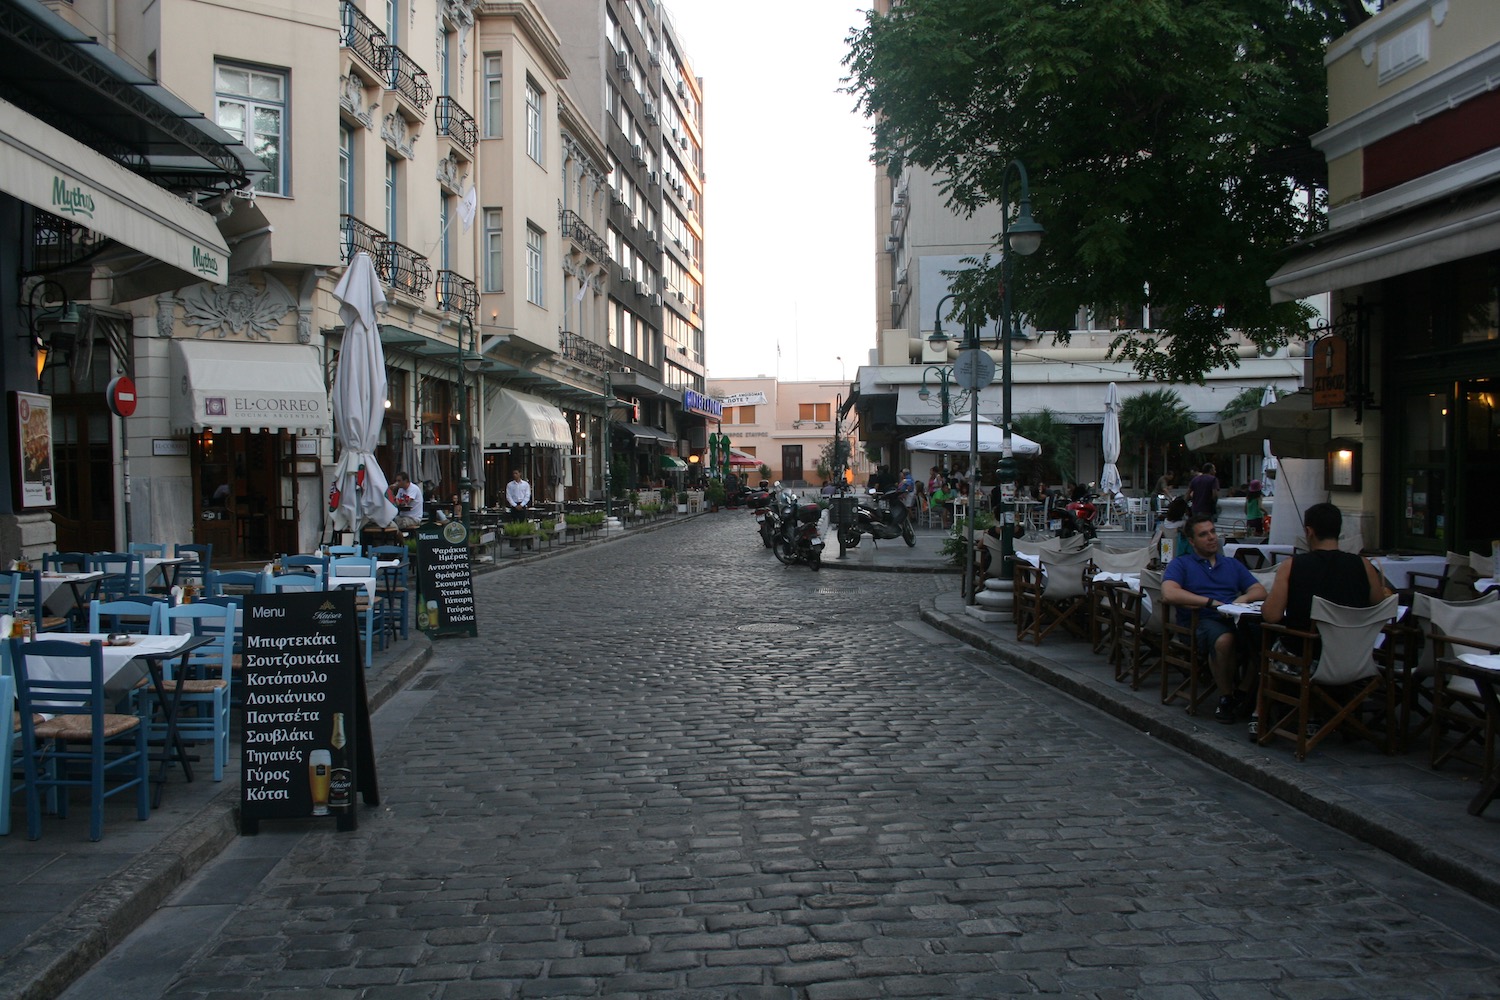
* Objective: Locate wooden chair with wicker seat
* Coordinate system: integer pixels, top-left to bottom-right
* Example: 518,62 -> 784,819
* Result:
1257,594 -> 1400,761
7,636 -> 151,841
1016,548 -> 1094,646
146,603 -> 234,782
1110,569 -> 1164,689
1086,544 -> 1154,657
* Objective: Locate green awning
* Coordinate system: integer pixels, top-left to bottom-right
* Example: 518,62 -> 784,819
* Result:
660,455 -> 688,472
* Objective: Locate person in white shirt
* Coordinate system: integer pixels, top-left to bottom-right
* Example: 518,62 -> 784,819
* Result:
392,471 -> 423,528
505,469 -> 532,515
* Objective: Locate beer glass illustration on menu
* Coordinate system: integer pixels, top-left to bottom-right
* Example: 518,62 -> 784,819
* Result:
308,749 -> 332,816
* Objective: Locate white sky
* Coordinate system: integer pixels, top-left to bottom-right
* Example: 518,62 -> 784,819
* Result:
664,1 -> 877,384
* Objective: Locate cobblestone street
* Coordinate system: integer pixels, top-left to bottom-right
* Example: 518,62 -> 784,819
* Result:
71,516 -> 1500,999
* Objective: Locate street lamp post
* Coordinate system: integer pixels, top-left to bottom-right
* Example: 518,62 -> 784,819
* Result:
929,158 -> 1044,609
454,314 -> 483,532
917,364 -> 957,425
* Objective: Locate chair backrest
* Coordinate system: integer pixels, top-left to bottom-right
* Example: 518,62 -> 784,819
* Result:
1472,550 -> 1495,577
9,636 -> 108,720
1250,567 -> 1279,593
174,544 -> 213,584
161,604 -> 236,680
1038,548 -> 1094,600
206,569 -> 260,597
43,551 -> 90,573
258,572 -> 322,594
328,555 -> 377,577
1309,594 -> 1400,686
1088,544 -> 1153,576
90,552 -> 146,598
88,598 -> 168,635
1138,569 -> 1164,631
128,541 -> 166,558
1427,595 -> 1500,655
326,544 -> 363,556
281,554 -> 329,579
1,571 -> 17,616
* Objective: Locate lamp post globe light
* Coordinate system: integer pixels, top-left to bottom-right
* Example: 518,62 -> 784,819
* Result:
917,364 -> 957,425
928,158 -> 1043,610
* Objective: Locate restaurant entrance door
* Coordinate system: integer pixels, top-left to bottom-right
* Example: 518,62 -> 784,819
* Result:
1389,378 -> 1500,554
193,430 -> 298,561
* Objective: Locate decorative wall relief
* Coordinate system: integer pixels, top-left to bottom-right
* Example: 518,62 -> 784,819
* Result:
436,151 -> 464,192
180,275 -> 296,341
340,74 -> 377,129
382,112 -> 418,159
155,292 -> 178,337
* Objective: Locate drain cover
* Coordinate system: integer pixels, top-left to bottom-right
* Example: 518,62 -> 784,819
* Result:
737,622 -> 802,633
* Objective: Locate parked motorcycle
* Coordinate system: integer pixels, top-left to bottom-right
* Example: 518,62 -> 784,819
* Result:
1059,491 -> 1098,541
748,485 -> 776,548
837,488 -> 916,549
771,490 -> 825,570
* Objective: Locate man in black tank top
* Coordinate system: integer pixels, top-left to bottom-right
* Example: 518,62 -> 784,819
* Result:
1261,502 -> 1386,653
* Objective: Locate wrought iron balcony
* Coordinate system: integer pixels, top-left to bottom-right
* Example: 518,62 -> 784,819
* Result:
385,240 -> 433,298
560,330 -> 608,372
560,209 -> 611,265
339,0 -> 386,73
340,214 -> 388,269
435,270 -> 478,315
33,209 -> 104,273
435,96 -> 476,156
377,43 -> 432,114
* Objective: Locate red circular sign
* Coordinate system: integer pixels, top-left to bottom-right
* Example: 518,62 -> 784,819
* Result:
107,376 -> 138,417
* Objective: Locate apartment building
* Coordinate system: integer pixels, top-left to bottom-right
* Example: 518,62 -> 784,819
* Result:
549,0 -> 710,489
705,377 -> 866,488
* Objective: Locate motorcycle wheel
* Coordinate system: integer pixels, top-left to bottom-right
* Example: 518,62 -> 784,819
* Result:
759,523 -> 774,548
1083,523 -> 1098,541
808,549 -> 821,571
902,519 -> 915,547
840,526 -> 862,548
772,538 -> 794,565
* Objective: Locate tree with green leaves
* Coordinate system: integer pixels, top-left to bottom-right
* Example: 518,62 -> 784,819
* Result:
1217,385 -> 1280,421
845,0 -> 1374,383
1012,408 -> 1075,491
1120,389 -> 1197,492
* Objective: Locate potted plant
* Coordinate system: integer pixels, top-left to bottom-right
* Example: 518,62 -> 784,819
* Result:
502,520 -> 537,550
676,491 -> 689,514
705,481 -> 727,511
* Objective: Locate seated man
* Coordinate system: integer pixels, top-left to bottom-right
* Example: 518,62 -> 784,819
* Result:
391,471 -> 423,530
1162,514 -> 1269,723
1260,502 -> 1384,650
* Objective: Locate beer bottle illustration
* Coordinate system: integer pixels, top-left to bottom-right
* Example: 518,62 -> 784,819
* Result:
328,712 -> 352,812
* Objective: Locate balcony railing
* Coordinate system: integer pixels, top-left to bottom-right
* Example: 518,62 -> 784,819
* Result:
560,209 -> 611,265
377,43 -> 433,114
385,240 -> 433,298
435,270 -> 478,315
340,214 -> 387,268
561,330 -> 608,372
435,96 -> 477,156
339,0 -> 386,72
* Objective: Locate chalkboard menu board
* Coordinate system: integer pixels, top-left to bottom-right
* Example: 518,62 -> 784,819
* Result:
415,521 -> 478,638
240,589 -> 379,833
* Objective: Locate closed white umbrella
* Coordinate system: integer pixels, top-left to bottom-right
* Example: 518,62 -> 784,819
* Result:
329,252 -> 397,533
1260,384 -> 1278,495
1100,382 -> 1122,495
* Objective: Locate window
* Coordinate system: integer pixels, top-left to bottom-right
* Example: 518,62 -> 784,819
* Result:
483,55 -> 502,137
525,225 -> 544,305
728,405 -> 755,424
483,209 -> 503,291
338,125 -> 354,216
436,25 -> 452,97
384,157 -> 398,240
799,403 -> 831,422
439,193 -> 452,271
216,63 -> 287,195
384,0 -> 400,44
525,78 -> 543,164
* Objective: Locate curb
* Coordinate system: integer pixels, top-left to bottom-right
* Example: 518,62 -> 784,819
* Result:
919,597 -> 1500,911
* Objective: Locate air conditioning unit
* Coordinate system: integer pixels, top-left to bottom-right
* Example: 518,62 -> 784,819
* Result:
631,144 -> 645,164
609,188 -> 622,205
676,80 -> 687,98
651,293 -> 662,307
687,198 -> 696,212
677,290 -> 686,303
619,266 -> 631,283
615,52 -> 629,71
649,52 -> 661,67
649,170 -> 660,187
634,280 -> 646,297
678,136 -> 688,151
884,235 -> 898,253
889,290 -> 901,305
643,100 -> 656,120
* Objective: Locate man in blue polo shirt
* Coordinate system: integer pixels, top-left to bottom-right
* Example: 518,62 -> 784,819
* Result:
1163,514 -> 1268,723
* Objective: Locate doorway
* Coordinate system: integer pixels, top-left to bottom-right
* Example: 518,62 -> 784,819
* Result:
193,430 -> 300,560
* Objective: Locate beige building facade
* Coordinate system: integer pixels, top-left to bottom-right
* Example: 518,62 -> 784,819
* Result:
706,377 -> 866,487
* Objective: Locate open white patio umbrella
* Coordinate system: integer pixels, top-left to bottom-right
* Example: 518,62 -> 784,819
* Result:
905,418 -> 1042,456
1100,382 -> 1122,496
329,251 -> 397,534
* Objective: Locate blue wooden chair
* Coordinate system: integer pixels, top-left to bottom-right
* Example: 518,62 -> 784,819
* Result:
174,544 -> 213,589
127,542 -> 166,558
279,554 -> 329,585
369,545 -> 411,641
257,572 -> 322,595
42,551 -> 90,574
328,556 -> 378,666
1,670 -> 13,836
1,571 -> 18,617
90,552 -> 147,600
205,569 -> 259,598
7,637 -> 151,841
151,604 -> 235,781
326,544 -> 363,557
88,598 -> 168,636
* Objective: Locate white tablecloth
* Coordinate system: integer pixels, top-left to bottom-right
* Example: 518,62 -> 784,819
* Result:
141,557 -> 185,591
15,633 -> 194,715
1371,555 -> 1448,592
32,571 -> 105,616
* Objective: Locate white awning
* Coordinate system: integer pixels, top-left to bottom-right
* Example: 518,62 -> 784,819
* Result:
170,339 -> 330,435
483,389 -> 571,448
1267,185 -> 1500,303
894,383 -> 1251,426
0,96 -> 230,297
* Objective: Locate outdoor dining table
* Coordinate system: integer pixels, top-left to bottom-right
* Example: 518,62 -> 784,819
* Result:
33,570 -> 105,619
1370,554 -> 1448,593
141,556 -> 185,591
15,631 -> 214,807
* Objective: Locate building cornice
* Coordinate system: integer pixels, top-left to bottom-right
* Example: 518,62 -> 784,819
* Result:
476,1 -> 569,81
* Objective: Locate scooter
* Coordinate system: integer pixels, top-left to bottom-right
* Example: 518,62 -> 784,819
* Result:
1059,492 -> 1098,541
771,490 -> 825,570
838,488 -> 916,549
748,485 -> 776,548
